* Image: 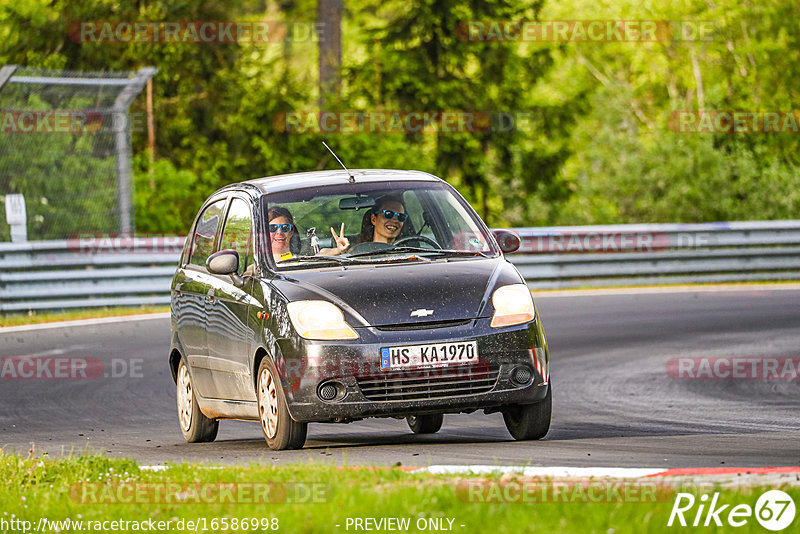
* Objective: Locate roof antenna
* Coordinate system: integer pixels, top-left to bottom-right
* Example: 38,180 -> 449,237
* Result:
323,141 -> 355,183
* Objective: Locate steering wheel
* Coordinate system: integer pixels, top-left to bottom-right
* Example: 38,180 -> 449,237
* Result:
392,235 -> 441,249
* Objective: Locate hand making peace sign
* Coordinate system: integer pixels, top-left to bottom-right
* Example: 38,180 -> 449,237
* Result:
330,222 -> 350,254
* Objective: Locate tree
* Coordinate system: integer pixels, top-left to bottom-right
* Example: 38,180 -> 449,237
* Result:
317,0 -> 342,106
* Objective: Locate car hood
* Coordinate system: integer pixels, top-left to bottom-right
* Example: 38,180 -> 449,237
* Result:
270,257 -> 524,327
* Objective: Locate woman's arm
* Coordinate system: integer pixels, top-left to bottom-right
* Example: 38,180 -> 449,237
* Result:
317,223 -> 350,256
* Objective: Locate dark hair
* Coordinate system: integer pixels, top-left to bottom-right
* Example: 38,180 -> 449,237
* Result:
267,205 -> 300,254
358,194 -> 409,243
268,206 -> 294,226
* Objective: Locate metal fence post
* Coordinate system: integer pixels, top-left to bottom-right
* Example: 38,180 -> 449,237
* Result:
0,65 -> 18,90
113,67 -> 157,233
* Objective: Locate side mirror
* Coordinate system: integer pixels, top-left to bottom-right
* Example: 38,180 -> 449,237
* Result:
207,249 -> 239,274
493,230 -> 521,254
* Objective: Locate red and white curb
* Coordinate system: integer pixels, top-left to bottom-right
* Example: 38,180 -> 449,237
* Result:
415,466 -> 662,478
410,465 -> 800,480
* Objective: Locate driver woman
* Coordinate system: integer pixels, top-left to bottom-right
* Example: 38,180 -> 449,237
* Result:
358,195 -> 408,245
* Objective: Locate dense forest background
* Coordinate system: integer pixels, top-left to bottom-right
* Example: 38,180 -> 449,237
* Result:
1,0 -> 798,234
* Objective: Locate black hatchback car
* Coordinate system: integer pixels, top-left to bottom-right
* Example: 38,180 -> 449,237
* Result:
170,169 -> 550,450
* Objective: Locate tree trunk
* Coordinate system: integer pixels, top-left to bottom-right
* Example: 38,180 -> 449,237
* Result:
317,0 -> 342,108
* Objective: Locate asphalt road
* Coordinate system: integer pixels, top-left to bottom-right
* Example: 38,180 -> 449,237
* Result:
1,288 -> 798,467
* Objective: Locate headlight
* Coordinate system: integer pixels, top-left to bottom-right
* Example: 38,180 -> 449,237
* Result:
490,284 -> 535,328
286,300 -> 359,340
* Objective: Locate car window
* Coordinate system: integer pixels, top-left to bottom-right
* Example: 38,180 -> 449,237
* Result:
219,198 -> 253,276
285,196 -> 366,248
262,180 -> 498,270
432,190 -> 493,251
189,199 -> 226,268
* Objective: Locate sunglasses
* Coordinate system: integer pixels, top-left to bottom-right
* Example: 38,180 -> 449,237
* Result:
374,209 -> 408,222
268,223 -> 294,233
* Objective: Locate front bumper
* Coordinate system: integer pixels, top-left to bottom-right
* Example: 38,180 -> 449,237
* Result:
276,317 -> 549,423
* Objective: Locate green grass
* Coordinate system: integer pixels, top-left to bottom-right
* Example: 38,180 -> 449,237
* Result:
0,306 -> 170,327
1,451 -> 797,533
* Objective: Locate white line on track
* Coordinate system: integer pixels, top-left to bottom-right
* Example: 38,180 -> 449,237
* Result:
0,312 -> 171,333
415,465 -> 665,477
533,283 -> 800,298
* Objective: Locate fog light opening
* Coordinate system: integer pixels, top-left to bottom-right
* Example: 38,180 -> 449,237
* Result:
511,366 -> 533,386
317,380 -> 344,402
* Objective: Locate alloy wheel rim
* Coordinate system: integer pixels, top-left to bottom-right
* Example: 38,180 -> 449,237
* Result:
177,365 -> 193,432
259,367 -> 279,439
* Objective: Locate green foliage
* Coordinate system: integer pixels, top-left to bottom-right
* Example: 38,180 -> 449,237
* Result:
1,0 -> 799,234
543,0 -> 800,224
132,156 -> 201,235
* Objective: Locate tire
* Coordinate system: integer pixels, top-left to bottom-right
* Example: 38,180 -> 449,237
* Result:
257,357 -> 307,450
406,414 -> 444,434
502,384 -> 552,441
176,359 -> 219,443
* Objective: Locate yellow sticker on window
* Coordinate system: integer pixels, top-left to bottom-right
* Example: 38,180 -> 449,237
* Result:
279,252 -> 293,261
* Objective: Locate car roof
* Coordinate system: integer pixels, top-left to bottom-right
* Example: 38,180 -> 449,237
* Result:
239,169 -> 443,195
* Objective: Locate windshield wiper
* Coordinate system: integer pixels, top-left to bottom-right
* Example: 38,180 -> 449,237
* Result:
277,255 -> 359,266
349,246 -> 492,259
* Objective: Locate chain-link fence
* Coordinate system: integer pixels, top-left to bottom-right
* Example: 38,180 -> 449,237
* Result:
0,65 -> 156,241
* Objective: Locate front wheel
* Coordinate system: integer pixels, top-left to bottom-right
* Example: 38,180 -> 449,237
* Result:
176,359 -> 218,443
257,357 -> 307,450
406,414 -> 444,434
502,384 -> 552,440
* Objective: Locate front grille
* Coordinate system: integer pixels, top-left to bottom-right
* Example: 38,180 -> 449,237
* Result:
356,363 -> 499,402
375,319 -> 471,331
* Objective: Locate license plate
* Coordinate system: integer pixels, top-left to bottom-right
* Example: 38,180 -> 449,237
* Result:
380,340 -> 479,370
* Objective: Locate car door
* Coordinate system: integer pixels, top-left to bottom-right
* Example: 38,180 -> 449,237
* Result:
206,195 -> 258,401
174,196 -> 227,399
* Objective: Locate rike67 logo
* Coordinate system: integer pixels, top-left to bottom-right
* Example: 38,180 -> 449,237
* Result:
668,490 -> 795,531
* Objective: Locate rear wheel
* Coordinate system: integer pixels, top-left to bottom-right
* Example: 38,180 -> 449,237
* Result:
502,384 -> 552,440
257,357 -> 307,450
406,414 -> 444,434
176,359 -> 218,443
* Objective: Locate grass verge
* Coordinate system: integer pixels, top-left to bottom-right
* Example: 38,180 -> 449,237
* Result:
1,451 -> 797,533
0,306 -> 170,327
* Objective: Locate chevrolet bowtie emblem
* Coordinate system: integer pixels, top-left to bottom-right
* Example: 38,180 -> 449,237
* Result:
410,309 -> 434,318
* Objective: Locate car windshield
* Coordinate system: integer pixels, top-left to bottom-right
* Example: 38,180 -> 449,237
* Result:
261,180 -> 499,270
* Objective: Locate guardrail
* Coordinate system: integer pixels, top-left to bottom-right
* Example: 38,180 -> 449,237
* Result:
510,220 -> 800,289
2,221 -> 799,311
0,238 -> 178,312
